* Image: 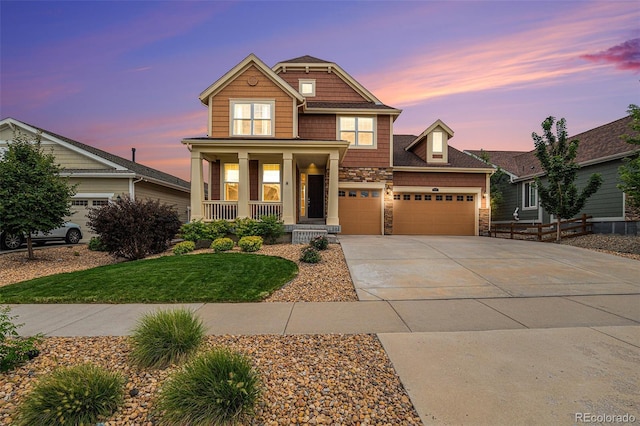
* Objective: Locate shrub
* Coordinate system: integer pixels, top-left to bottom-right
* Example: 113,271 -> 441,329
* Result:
156,348 -> 261,426
87,195 -> 181,260
211,237 -> 234,253
233,217 -> 260,239
15,363 -> 124,426
256,215 -> 285,244
238,236 -> 263,252
180,219 -> 230,242
309,235 -> 329,250
0,306 -> 42,372
88,236 -> 108,252
173,241 -> 196,255
300,246 -> 321,264
130,308 -> 205,369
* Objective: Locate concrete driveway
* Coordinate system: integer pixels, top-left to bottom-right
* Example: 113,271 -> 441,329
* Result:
339,235 -> 640,300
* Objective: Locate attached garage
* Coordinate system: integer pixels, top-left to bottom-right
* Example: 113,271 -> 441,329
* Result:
393,192 -> 476,235
338,188 -> 383,234
68,197 -> 111,240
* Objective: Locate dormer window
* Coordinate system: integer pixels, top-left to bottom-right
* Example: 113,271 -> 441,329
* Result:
230,100 -> 274,136
299,79 -> 316,97
432,131 -> 443,153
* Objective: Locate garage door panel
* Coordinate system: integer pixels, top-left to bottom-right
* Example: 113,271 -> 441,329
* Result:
339,189 -> 382,235
394,193 -> 475,236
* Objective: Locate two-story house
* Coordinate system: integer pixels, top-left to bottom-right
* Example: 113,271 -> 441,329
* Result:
183,54 -> 492,236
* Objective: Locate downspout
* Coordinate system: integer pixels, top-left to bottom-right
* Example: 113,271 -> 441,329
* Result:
129,177 -> 144,201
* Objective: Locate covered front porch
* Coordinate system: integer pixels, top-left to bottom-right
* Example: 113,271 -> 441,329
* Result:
182,138 -> 349,227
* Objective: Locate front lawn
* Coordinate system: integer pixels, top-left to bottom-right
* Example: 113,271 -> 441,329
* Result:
0,253 -> 298,303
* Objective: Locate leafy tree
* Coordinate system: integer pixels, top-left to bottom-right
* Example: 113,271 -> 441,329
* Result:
0,129 -> 76,259
532,117 -> 602,240
617,104 -> 640,212
478,149 -> 508,212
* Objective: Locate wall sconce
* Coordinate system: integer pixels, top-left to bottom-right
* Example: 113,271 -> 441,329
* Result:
483,192 -> 487,199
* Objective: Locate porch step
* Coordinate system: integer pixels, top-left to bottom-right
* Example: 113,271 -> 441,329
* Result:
292,229 -> 328,244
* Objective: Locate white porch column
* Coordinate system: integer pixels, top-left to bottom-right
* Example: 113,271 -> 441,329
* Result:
326,151 -> 339,226
190,151 -> 204,220
237,151 -> 250,218
282,152 -> 295,225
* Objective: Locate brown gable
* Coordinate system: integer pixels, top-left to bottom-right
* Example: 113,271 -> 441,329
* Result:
278,69 -> 368,103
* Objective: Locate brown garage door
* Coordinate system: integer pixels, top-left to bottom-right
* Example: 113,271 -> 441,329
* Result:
339,189 -> 382,234
393,193 -> 475,235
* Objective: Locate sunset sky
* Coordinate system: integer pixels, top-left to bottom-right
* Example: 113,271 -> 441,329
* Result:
1,1 -> 638,181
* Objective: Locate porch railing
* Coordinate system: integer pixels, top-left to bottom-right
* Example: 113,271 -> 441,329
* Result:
249,202 -> 282,220
201,201 -> 282,221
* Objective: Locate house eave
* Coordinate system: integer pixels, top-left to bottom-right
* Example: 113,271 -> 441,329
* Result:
303,107 -> 402,116
393,166 -> 493,174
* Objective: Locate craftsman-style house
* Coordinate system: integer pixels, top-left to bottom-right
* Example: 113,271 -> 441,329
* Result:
183,54 -> 493,235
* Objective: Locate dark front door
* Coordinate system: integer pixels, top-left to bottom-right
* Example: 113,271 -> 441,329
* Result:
307,175 -> 324,219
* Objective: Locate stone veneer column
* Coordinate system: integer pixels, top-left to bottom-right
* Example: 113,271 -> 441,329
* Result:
190,151 -> 204,220
326,151 -> 339,226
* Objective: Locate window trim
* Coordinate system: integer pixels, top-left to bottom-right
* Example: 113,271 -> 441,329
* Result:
229,99 -> 275,137
299,79 -> 316,97
261,163 -> 281,202
223,163 -> 239,201
337,116 -> 377,149
523,180 -> 538,210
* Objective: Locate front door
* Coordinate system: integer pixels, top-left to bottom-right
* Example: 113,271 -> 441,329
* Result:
307,175 -> 324,219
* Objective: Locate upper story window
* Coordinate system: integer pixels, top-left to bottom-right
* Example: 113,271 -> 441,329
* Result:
262,163 -> 281,202
523,181 -> 537,209
299,79 -> 316,97
432,131 -> 443,153
231,100 -> 274,137
224,163 -> 239,201
338,116 -> 375,148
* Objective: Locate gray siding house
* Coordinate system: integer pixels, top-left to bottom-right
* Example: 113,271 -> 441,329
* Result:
467,115 -> 639,234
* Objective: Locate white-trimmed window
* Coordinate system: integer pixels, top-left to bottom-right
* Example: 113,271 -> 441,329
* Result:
339,116 -> 375,147
432,131 -> 443,153
299,79 -> 316,97
224,163 -> 239,201
523,181 -> 537,209
262,163 -> 281,202
230,100 -> 274,136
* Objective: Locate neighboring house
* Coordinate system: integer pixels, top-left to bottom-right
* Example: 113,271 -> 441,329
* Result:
0,118 -> 191,240
466,115 -> 639,234
183,54 -> 493,236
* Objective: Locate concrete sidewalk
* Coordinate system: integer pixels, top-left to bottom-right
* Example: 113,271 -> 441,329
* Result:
9,294 -> 639,337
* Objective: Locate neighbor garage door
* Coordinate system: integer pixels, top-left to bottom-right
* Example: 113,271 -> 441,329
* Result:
393,193 -> 475,235
68,198 -> 109,241
339,189 -> 382,234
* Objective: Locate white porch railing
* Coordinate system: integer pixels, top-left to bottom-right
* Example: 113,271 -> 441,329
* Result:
250,202 -> 282,220
202,201 -> 237,221
201,201 -> 282,221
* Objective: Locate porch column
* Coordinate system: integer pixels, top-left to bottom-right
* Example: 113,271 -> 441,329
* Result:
237,151 -> 250,218
282,151 -> 295,225
190,151 -> 204,220
326,151 -> 339,226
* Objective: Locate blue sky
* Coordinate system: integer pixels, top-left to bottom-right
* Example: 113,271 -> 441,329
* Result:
1,1 -> 638,180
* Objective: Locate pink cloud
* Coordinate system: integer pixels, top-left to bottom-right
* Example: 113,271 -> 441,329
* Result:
581,38 -> 640,72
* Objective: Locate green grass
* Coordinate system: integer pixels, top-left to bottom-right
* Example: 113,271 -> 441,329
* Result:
0,253 -> 298,304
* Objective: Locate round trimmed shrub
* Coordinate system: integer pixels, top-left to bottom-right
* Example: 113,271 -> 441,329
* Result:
173,241 -> 196,255
211,237 -> 234,253
15,363 -> 124,426
238,236 -> 263,252
130,309 -> 205,369
300,246 -> 321,263
309,235 -> 329,250
156,348 -> 261,425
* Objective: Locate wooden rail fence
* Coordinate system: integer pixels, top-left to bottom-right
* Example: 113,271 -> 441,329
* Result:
490,214 -> 593,241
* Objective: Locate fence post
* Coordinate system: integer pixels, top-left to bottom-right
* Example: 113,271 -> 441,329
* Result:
537,223 -> 542,241
581,214 -> 586,234
510,222 -> 514,239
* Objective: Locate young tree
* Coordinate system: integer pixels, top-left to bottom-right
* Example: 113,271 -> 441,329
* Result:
0,130 -> 76,259
532,117 -> 602,241
617,104 -> 640,211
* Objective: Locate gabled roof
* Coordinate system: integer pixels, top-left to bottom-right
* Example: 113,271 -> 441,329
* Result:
405,119 -> 454,152
0,118 -> 190,191
273,55 -> 387,107
466,115 -> 638,180
394,134 -> 491,169
199,53 -> 304,106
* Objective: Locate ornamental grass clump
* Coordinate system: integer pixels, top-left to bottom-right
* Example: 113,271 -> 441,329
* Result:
156,348 -> 261,426
238,236 -> 263,252
173,240 -> 196,255
211,237 -> 234,252
15,363 -> 124,426
130,309 -> 205,369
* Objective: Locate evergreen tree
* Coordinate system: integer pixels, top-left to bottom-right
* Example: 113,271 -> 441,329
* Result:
0,129 -> 77,258
532,117 -> 602,240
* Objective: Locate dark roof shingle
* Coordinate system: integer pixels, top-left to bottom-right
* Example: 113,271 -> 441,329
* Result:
394,135 -> 491,169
